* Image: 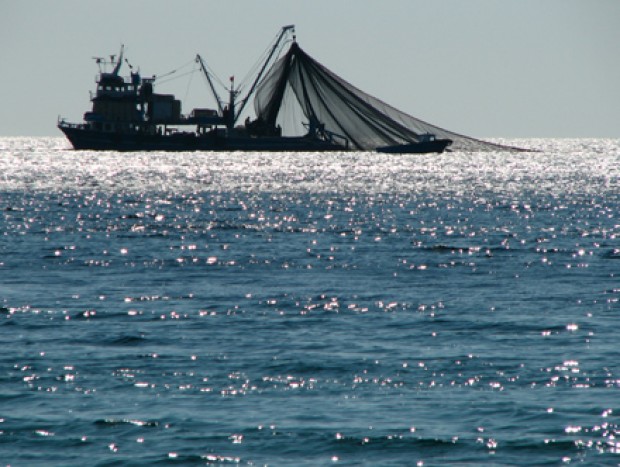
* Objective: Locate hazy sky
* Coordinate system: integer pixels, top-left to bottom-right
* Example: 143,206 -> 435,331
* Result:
1,0 -> 618,138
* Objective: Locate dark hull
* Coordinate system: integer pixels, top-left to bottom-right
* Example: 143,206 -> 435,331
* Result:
59,125 -> 344,152
376,139 -> 452,154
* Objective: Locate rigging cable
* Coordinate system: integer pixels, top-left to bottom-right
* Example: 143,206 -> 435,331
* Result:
153,59 -> 196,83
183,61 -> 198,104
237,32 -> 281,91
237,32 -> 293,93
157,69 -> 199,86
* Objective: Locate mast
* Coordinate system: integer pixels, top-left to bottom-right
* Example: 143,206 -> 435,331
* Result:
227,76 -> 237,131
234,25 -> 295,124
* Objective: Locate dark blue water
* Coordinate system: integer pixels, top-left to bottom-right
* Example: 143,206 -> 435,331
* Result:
1,138 -> 619,465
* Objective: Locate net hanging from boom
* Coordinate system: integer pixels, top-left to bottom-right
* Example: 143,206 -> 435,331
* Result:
254,42 -> 519,152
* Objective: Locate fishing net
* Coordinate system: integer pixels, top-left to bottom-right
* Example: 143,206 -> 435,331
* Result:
254,42 -> 521,152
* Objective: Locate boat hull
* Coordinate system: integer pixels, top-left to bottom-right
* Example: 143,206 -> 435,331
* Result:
376,139 -> 452,154
58,125 -> 344,152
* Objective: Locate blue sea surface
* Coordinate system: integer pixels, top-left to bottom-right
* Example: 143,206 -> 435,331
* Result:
1,137 -> 619,465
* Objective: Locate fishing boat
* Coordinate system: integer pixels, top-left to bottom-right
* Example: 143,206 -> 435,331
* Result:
59,26 -> 345,152
59,26 -> 516,153
376,134 -> 452,154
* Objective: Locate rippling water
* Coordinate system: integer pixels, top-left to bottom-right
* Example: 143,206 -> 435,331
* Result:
1,137 -> 619,465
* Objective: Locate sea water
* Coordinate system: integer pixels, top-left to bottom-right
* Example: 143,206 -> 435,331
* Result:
0,137 -> 619,465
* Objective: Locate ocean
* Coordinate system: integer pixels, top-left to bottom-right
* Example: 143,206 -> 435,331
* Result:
1,137 -> 619,466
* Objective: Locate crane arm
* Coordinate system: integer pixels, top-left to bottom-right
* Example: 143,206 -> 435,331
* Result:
196,54 -> 225,115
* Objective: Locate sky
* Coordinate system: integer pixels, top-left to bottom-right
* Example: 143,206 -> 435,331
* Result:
1,0 -> 619,138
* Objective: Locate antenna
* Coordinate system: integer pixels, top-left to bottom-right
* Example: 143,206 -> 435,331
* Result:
92,57 -> 104,73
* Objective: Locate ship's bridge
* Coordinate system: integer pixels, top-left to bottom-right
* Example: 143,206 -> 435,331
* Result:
95,73 -> 140,98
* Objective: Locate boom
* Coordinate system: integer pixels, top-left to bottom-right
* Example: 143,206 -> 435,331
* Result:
234,25 -> 295,124
196,54 -> 225,115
